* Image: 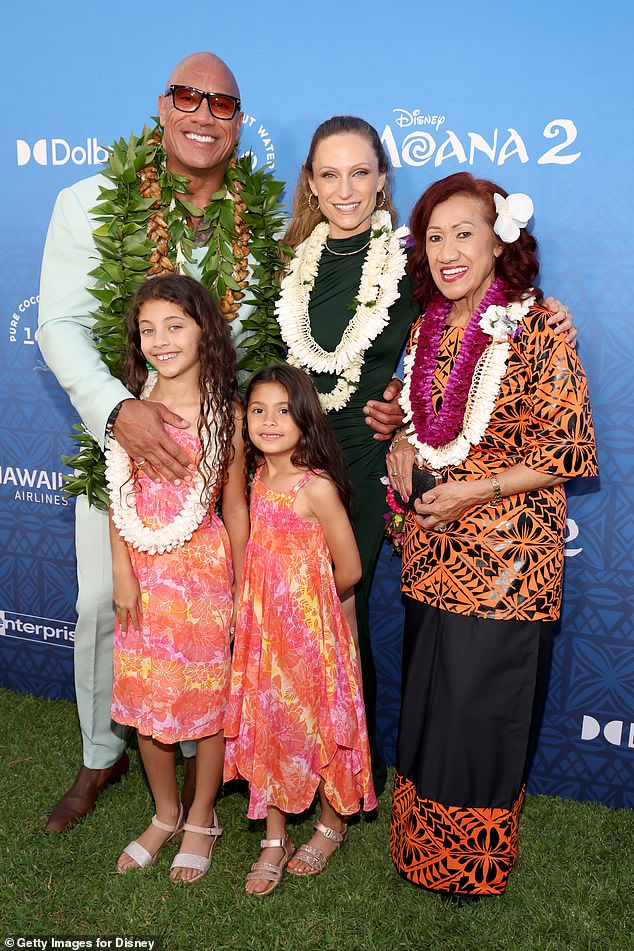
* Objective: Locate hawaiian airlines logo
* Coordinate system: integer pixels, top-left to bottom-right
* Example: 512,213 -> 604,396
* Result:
0,465 -> 70,506
580,715 -> 634,749
0,610 -> 75,648
382,108 -> 581,169
16,137 -> 109,167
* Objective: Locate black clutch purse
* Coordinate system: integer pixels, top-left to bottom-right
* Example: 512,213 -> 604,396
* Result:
393,465 -> 438,512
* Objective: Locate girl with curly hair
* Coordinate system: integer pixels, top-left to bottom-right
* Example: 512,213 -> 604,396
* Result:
107,274 -> 248,884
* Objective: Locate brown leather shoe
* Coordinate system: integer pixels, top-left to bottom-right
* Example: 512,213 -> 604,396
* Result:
43,752 -> 130,833
181,755 -> 197,817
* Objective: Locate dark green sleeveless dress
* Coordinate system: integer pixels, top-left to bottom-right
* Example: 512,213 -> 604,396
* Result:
307,228 -> 417,787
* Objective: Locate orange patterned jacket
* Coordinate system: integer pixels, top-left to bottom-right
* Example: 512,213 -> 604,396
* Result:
401,304 -> 598,621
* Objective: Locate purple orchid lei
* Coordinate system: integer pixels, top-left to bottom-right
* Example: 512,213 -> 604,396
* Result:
410,277 -> 509,448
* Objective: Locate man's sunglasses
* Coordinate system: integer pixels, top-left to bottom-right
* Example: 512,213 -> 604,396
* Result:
164,84 -> 241,120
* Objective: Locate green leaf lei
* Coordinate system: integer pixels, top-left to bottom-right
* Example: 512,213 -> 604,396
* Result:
62,123 -> 287,510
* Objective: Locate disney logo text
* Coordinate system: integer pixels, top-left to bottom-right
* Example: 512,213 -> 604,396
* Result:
394,109 -> 446,131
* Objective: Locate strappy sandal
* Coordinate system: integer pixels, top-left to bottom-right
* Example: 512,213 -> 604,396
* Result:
117,804 -> 184,874
245,835 -> 295,897
170,811 -> 223,884
288,819 -> 348,876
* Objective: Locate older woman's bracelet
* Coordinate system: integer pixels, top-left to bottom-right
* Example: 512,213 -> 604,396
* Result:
391,429 -> 410,451
490,475 -> 502,504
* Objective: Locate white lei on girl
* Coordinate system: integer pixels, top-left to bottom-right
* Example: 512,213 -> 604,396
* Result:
275,210 -> 409,412
105,371 -> 216,555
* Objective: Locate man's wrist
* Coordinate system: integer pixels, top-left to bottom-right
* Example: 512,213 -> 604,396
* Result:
105,400 -> 126,436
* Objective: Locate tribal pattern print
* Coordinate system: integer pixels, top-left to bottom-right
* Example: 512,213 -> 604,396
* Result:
390,772 -> 524,895
401,306 -> 597,621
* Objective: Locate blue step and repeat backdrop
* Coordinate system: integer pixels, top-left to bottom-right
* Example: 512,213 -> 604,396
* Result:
1,1 -> 632,808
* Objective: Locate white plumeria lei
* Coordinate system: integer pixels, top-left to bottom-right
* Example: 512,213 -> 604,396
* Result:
276,210 -> 409,412
400,297 -> 534,469
105,372 -> 213,555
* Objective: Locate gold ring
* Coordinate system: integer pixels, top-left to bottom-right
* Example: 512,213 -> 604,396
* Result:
136,458 -> 146,468
392,470 -> 398,477
437,525 -> 447,533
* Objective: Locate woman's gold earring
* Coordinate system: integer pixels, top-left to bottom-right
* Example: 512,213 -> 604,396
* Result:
376,189 -> 386,209
308,193 -> 319,211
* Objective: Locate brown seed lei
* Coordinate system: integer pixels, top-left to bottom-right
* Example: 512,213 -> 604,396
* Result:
139,136 -> 249,322
222,158 -> 250,319
62,124 -> 287,512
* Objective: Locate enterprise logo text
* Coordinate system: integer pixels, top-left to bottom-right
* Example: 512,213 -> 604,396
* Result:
0,610 -> 75,648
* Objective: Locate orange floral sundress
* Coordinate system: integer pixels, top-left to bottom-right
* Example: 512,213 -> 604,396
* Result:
111,428 -> 233,744
224,469 -> 377,819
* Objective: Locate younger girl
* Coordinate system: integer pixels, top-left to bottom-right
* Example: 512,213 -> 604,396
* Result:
106,274 -> 248,883
224,364 -> 377,896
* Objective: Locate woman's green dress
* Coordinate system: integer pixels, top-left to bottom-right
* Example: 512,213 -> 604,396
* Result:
306,227 -> 417,787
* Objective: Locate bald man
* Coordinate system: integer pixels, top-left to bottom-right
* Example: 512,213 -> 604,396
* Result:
38,52 -> 258,833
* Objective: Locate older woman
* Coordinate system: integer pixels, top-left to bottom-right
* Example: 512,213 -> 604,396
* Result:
387,172 -> 597,902
277,122 -> 577,808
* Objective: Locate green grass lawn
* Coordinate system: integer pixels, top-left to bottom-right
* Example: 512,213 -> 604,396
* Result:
0,688 -> 631,951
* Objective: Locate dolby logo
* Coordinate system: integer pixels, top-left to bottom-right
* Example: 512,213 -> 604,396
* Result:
16,137 -> 109,167
580,715 -> 634,748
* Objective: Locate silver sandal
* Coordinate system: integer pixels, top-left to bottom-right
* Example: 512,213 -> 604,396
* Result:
288,819 -> 348,876
170,811 -> 222,884
245,835 -> 295,897
118,804 -> 184,874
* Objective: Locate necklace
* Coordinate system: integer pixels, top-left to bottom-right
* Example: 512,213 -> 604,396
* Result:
276,210 -> 409,413
105,373 -> 214,555
400,278 -> 533,469
142,137 -> 251,321
63,123 -> 286,512
324,237 -> 372,257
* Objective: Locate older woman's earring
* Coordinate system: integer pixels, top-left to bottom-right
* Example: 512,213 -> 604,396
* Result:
308,193 -> 319,211
376,189 -> 386,209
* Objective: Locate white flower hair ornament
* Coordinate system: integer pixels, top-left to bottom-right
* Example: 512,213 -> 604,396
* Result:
493,192 -> 534,243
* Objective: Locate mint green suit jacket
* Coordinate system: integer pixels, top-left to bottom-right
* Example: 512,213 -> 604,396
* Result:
37,172 -> 253,444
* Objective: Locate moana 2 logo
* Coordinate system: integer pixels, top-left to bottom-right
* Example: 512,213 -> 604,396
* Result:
383,110 -> 581,167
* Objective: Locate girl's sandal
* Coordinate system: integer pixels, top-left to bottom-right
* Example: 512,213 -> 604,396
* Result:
117,804 -> 184,874
170,812 -> 222,884
287,819 -> 348,876
245,835 -> 295,897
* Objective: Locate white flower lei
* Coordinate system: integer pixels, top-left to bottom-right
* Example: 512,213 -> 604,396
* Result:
275,210 -> 409,412
400,297 -> 534,469
105,372 -> 214,555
